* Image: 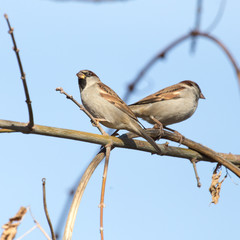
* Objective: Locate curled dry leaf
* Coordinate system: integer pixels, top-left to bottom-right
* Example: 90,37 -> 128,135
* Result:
209,170 -> 227,204
1,207 -> 27,240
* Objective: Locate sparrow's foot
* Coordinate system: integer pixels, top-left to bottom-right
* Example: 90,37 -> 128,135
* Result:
164,126 -> 185,145
90,118 -> 105,127
90,118 -> 109,136
150,116 -> 164,140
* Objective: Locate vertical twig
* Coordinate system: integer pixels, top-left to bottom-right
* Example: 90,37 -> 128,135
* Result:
206,0 -> 226,32
99,143 -> 112,240
42,178 -> 56,240
191,0 -> 203,52
124,30 -> 240,101
4,14 -> 34,129
190,158 -> 201,188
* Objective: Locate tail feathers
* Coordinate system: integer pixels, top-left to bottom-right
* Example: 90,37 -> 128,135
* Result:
137,128 -> 162,155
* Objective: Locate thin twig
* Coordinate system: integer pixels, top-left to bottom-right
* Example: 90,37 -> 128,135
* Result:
16,225 -> 37,240
190,158 -> 201,188
56,87 -> 107,135
42,178 -> 56,240
193,31 -> 240,80
4,14 -> 34,129
206,0 -> 226,32
29,208 -> 51,240
99,143 -> 112,240
124,30 -> 240,102
191,0 -> 203,52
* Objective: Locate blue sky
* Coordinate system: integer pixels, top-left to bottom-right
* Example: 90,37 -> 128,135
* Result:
1,0 -> 240,239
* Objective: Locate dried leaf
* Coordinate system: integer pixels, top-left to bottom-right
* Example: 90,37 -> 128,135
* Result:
209,170 -> 227,204
9,207 -> 27,222
1,207 -> 27,240
0,227 -> 17,240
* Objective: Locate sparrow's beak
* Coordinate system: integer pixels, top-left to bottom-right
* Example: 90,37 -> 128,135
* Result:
76,71 -> 86,80
200,93 -> 205,99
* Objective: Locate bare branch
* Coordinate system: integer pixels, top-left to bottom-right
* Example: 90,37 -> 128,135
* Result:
190,158 -> 201,188
42,178 -> 56,240
124,30 -> 240,102
56,87 -> 107,135
194,31 -> 240,81
29,209 -> 51,240
4,14 -> 34,129
0,118 -> 239,166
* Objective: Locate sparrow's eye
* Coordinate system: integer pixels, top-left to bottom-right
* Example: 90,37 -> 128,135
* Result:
85,72 -> 92,77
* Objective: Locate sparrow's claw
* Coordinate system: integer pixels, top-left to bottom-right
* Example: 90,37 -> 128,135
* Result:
91,118 -> 105,127
91,119 -> 98,127
150,116 -> 164,140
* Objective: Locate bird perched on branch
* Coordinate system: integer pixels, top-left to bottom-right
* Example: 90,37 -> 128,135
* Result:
77,70 -> 162,154
129,80 -> 205,129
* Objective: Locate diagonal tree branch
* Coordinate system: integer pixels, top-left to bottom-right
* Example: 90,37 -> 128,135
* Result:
124,30 -> 240,102
145,128 -> 240,177
4,14 -> 34,129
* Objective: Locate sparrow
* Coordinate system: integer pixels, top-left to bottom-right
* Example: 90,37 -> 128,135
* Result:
77,70 -> 162,154
129,80 -> 205,127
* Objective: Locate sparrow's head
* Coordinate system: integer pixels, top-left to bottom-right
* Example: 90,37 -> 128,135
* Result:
77,70 -> 100,91
180,80 -> 205,100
